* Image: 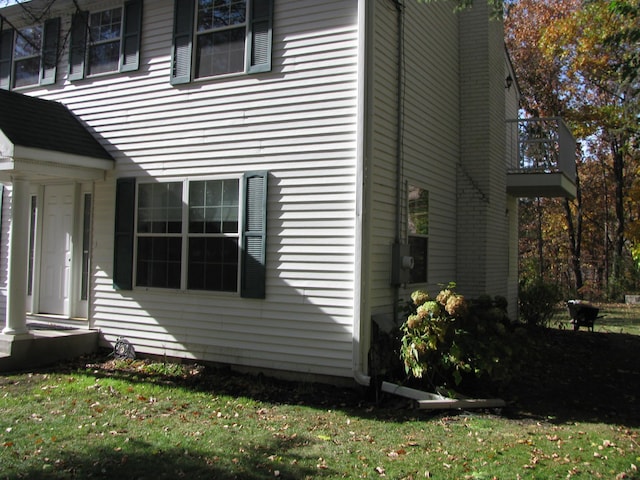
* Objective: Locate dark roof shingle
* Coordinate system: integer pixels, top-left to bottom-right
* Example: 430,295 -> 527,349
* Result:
0,89 -> 113,161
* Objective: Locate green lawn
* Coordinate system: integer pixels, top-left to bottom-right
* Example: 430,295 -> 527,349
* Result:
2,305 -> 640,479
555,302 -> 640,335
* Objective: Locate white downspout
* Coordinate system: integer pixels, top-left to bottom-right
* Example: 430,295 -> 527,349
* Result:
353,0 -> 374,387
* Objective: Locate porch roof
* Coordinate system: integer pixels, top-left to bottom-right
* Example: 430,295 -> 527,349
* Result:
0,89 -> 113,180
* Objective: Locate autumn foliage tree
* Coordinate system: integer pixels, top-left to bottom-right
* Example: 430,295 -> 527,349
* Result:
506,0 -> 640,299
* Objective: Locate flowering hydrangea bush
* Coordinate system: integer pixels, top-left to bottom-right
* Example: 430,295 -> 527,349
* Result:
400,283 -> 519,388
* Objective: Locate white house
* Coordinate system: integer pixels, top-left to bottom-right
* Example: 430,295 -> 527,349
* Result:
0,0 -> 575,382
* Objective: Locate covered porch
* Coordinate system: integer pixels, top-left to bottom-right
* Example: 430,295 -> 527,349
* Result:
0,89 -> 113,371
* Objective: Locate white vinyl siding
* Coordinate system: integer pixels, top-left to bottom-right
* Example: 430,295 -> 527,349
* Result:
368,0 -> 459,315
457,2 -> 511,300
22,0 -> 358,378
400,1 -> 459,296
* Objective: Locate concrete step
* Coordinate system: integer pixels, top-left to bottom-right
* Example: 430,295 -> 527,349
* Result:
0,329 -> 98,372
0,335 -> 12,355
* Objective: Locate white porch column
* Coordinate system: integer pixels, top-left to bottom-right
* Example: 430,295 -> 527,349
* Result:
3,177 -> 30,335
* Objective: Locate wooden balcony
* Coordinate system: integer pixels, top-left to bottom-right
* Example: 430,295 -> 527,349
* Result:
506,117 -> 577,199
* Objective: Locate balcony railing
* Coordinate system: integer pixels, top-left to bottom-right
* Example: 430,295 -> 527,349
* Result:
506,117 -> 577,198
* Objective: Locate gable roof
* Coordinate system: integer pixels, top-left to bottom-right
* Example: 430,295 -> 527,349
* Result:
0,89 -> 113,162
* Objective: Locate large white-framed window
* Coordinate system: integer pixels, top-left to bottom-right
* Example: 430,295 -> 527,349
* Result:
171,0 -> 273,84
408,185 -> 429,284
134,178 -> 241,292
0,18 -> 59,89
115,173 -> 268,298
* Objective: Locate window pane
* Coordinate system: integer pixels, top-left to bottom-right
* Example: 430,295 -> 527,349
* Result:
204,206 -> 222,234
138,183 -> 183,234
222,179 -> 239,205
90,9 -> 122,41
14,26 -> 42,58
136,237 -> 182,289
221,206 -> 238,233
197,0 -> 246,31
188,237 -> 238,291
409,236 -> 428,284
189,179 -> 238,234
190,181 -> 205,206
190,207 -> 205,233
88,41 -> 120,75
408,185 -> 428,284
14,57 -> 40,88
408,185 -> 429,235
195,27 -> 245,77
206,180 -> 222,205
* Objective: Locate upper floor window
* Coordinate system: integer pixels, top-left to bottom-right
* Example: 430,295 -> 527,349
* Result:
196,0 -> 246,77
171,0 -> 273,85
69,0 -> 142,81
0,18 -> 59,90
14,26 -> 43,87
88,8 -> 123,75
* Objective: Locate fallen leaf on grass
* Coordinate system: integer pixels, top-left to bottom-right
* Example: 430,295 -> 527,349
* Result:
388,448 -> 407,458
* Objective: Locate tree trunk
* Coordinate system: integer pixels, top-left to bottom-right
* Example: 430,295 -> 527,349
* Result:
564,170 -> 583,292
611,137 -> 625,295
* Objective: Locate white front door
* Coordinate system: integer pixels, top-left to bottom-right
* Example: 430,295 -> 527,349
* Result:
39,185 -> 74,315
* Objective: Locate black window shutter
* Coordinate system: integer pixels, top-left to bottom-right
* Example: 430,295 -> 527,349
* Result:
247,0 -> 273,73
113,177 -> 136,290
69,11 -> 88,81
0,28 -> 13,90
171,0 -> 194,85
121,0 -> 143,72
241,171 -> 268,298
41,17 -> 60,85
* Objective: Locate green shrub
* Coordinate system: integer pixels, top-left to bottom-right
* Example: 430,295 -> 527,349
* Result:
399,283 -> 519,390
518,279 -> 562,327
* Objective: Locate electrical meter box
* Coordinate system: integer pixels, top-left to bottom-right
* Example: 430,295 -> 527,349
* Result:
391,242 -> 414,285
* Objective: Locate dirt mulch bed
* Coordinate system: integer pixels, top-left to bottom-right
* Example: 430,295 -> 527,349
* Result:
41,325 -> 640,426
